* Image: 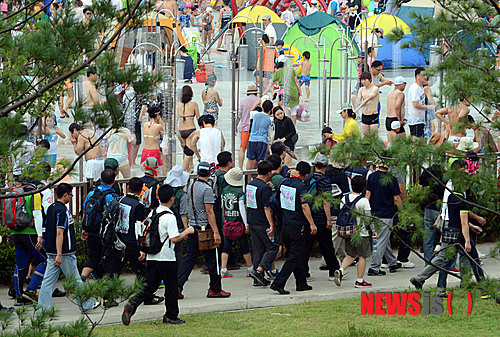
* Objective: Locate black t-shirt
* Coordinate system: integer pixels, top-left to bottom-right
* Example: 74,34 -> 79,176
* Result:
348,0 -> 362,13
279,177 -> 308,227
366,170 -> 401,218
447,192 -> 470,230
419,165 -> 445,211
43,201 -> 77,255
325,166 -> 350,216
118,195 -> 146,245
309,172 -> 332,225
246,177 -> 273,226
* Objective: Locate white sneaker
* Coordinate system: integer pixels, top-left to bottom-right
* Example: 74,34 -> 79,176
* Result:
399,261 -> 416,268
381,264 -> 389,269
306,277 -> 315,282
329,270 -> 348,281
477,250 -> 487,259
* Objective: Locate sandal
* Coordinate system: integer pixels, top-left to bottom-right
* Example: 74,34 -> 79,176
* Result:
62,109 -> 70,118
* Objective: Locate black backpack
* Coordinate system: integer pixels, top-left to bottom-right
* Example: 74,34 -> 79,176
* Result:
336,195 -> 363,238
100,196 -> 125,260
82,188 -> 115,234
138,209 -> 171,254
170,187 -> 186,230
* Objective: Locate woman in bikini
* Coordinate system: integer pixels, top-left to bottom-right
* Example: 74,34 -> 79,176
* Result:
201,73 -> 222,123
177,85 -> 200,172
141,106 -> 164,168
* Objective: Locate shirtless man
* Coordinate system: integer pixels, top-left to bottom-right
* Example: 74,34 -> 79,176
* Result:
84,67 -> 99,110
386,76 -> 407,143
156,0 -> 177,18
435,98 -> 471,147
355,72 -> 380,136
69,123 -> 104,181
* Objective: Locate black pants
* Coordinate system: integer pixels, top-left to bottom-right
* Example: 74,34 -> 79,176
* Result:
102,244 -> 147,278
174,238 -> 183,271
250,225 -> 279,271
177,229 -> 221,293
130,261 -> 179,320
84,235 -> 103,278
395,228 -> 412,263
302,223 -> 339,277
409,124 -> 425,137
272,225 -> 307,289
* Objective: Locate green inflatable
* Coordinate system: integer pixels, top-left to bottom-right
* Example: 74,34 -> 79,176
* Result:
283,12 -> 359,78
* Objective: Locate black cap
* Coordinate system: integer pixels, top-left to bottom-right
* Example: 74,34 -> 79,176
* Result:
197,162 -> 212,177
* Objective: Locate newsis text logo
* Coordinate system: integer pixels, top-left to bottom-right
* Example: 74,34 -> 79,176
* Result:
361,291 -> 473,315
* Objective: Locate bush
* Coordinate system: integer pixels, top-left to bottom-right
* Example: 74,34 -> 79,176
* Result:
0,226 -> 16,285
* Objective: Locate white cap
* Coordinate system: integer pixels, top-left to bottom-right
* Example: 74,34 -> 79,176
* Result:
262,14 -> 272,20
394,76 -> 407,85
311,0 -> 317,4
206,7 -> 212,12
277,55 -> 287,63
391,120 -> 401,130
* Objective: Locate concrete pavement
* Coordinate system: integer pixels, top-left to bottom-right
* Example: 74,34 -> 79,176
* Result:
1,242 -> 498,326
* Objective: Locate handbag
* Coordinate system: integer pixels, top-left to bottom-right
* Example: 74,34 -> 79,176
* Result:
442,226 -> 461,244
297,98 -> 311,122
223,221 -> 245,240
190,180 -> 217,250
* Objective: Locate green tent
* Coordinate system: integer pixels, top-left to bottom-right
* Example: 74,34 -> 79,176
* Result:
283,12 -> 359,78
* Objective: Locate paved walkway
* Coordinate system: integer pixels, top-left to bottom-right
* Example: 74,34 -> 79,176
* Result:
1,243 -> 498,326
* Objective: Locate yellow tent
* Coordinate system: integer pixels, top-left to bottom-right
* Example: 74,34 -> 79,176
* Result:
355,14 -> 411,35
232,5 -> 284,24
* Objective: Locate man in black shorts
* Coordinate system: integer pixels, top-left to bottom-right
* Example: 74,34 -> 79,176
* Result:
386,76 -> 407,143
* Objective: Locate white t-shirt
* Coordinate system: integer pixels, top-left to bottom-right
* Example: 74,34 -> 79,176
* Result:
264,23 -> 277,42
147,206 -> 179,261
199,127 -> 222,164
107,127 -> 135,157
340,194 -> 372,237
12,140 -> 35,176
307,7 -> 319,15
407,82 -> 426,125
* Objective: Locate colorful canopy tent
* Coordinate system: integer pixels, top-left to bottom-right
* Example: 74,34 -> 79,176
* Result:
355,14 -> 425,68
397,0 -> 439,29
283,12 -> 359,78
232,4 -> 284,23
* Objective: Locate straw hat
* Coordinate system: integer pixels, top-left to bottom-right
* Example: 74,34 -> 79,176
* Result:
225,168 -> 244,187
165,165 -> 189,187
246,85 -> 258,95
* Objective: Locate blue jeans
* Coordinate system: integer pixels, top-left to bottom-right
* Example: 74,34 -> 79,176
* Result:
423,208 -> 439,263
36,254 -> 95,313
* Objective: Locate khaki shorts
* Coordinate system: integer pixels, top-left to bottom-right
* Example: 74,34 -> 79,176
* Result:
345,236 -> 371,258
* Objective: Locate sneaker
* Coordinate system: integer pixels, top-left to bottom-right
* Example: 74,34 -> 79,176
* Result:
480,292 -> 491,299
451,268 -> 460,274
265,269 -> 279,280
159,281 -> 165,288
350,259 -> 358,266
8,287 -> 16,299
207,289 -> 231,298
122,302 -> 135,326
14,296 -> 32,306
410,277 -> 423,290
221,270 -> 233,278
163,317 -> 186,324
178,288 -> 184,300
389,262 -> 402,273
22,290 -> 38,304
82,301 -> 100,313
381,264 -> 389,269
367,269 -> 386,276
200,266 -> 209,274
355,280 -> 372,288
253,280 -> 266,286
333,270 -> 342,287
103,299 -> 118,308
144,296 -> 164,305
399,261 -> 416,268
306,276 -> 315,282
477,250 -> 487,259
249,270 -> 269,287
436,291 -> 448,299
52,288 -> 66,297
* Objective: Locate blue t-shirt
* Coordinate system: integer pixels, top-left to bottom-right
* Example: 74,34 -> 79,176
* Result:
328,0 -> 339,15
249,111 -> 272,144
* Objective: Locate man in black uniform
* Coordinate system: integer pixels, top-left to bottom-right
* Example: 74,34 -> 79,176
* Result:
270,161 -> 317,294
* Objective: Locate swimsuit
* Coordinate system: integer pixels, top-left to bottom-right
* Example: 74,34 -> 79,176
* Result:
203,15 -> 213,31
385,117 -> 405,134
85,158 -> 104,181
361,113 -> 379,125
220,8 -> 232,29
141,149 -> 163,166
299,74 -> 311,86
203,99 -> 219,122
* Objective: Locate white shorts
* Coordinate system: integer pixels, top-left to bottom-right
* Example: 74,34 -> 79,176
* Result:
290,104 -> 300,116
85,158 -> 105,181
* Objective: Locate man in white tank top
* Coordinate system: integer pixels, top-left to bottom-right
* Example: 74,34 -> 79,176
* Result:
188,114 -> 225,165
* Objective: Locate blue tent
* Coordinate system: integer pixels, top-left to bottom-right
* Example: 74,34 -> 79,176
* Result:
376,35 -> 426,68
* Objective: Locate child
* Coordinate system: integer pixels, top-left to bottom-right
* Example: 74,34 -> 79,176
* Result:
178,5 -> 191,29
43,115 -> 66,166
333,175 -> 373,288
294,51 -> 312,102
122,184 -> 195,325
366,47 -> 374,70
220,168 -> 254,278
202,7 -> 214,51
322,126 -> 336,147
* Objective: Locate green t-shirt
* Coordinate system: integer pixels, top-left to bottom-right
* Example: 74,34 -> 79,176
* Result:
222,185 -> 245,223
270,173 -> 283,193
12,227 -> 37,235
272,67 -> 300,108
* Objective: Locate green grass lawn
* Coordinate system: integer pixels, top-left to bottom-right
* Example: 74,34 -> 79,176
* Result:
97,288 -> 499,337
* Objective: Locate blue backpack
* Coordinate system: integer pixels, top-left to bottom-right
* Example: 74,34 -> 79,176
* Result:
83,188 -> 115,234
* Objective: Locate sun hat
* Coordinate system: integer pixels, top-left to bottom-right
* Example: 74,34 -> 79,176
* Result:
247,85 -> 258,95
142,157 -> 159,176
456,137 -> 479,152
165,165 -> 189,187
374,27 -> 384,38
225,168 -> 244,187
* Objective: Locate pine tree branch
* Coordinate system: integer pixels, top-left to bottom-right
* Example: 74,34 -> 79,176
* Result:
443,35 -> 493,76
485,0 -> 500,15
0,0 -> 143,118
